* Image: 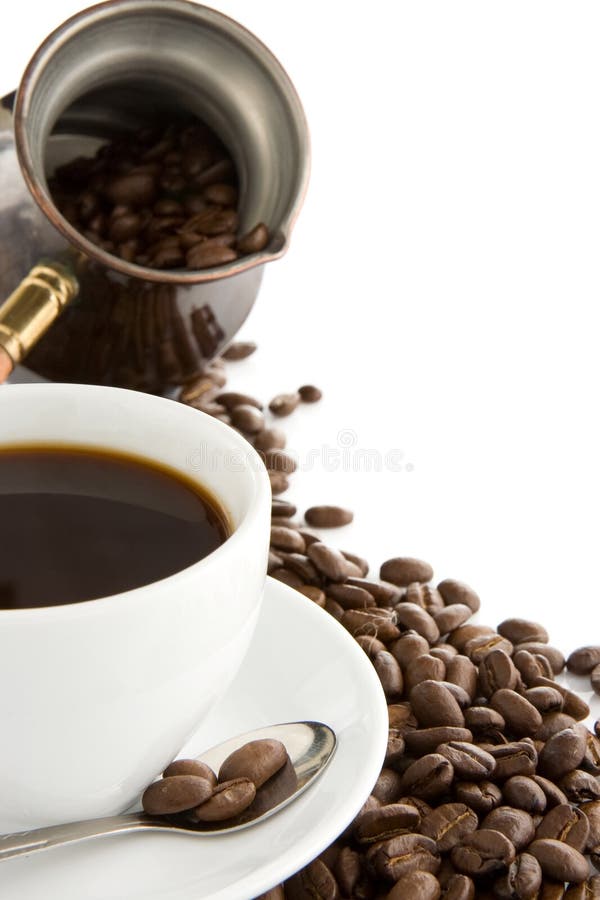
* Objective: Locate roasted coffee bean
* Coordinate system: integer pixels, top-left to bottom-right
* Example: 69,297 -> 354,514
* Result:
373,768 -> 404,804
405,654 -> 447,694
488,742 -> 538,780
515,643 -> 565,675
386,732 -> 407,767
498,618 -> 549,645
192,777 -> 256,821
454,780 -> 503,814
513,649 -> 554,687
534,804 -> 590,852
255,886 -> 285,900
105,172 -> 157,207
391,632 -> 431,668
268,471 -> 290,495
464,706 -> 506,739
445,656 -> 478,702
326,583 -> 375,609
221,340 -> 257,361
539,727 -> 587,780
493,852 -> 542,900
333,846 -> 360,897
269,392 -> 300,417
565,876 -> 600,900
580,800 -> 600,850
271,498 -> 296,518
178,375 -> 217,405
268,550 -> 283,573
261,449 -> 297,474
559,769 -> 600,803
216,391 -> 263,410
536,712 -> 578,742
479,650 -> 519,698
163,759 -> 217,786
304,506 -> 353,528
186,241 -> 237,268
529,838 -> 589,883
567,646 -> 600,675
218,739 -> 288,789
430,645 -> 459,665
388,703 -> 419,734
411,681 -> 466,728
270,567 -> 303,588
490,690 -> 543,737
236,222 -> 269,253
407,583 -> 444,612
373,651 -> 404,698
394,604 -> 440,644
591,664 -> 600,696
451,828 -> 516,877
255,428 -> 287,452
270,526 -> 305,554
367,833 -> 441,881
464,633 -> 514,664
449,625 -> 496,653
306,543 -> 353,582
387,870 -> 441,900
399,754 -> 454,800
298,585 -> 326,606
440,873 -> 475,900
502,776 -> 547,814
356,633 -> 387,657
347,577 -> 401,607
582,730 -> 600,775
142,774 -> 213,815
436,742 -> 496,780
380,557 -> 434,587
405,727 -> 473,757
298,384 -> 322,403
523,686 -> 564,714
354,802 -> 421,844
437,579 -> 481,614
342,608 -> 401,642
419,803 -> 478,851
482,807 -> 536,850
341,551 -> 369,577
533,775 -> 569,809
434,604 -> 473,635
285,858 -> 339,900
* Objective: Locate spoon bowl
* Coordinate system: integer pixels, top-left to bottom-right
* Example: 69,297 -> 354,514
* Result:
0,721 -> 335,862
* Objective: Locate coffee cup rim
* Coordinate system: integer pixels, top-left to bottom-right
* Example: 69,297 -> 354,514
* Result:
0,382 -> 270,620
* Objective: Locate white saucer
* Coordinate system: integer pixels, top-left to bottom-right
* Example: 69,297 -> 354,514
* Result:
0,578 -> 388,900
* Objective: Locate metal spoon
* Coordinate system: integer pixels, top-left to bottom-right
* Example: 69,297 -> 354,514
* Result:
0,721 -> 335,862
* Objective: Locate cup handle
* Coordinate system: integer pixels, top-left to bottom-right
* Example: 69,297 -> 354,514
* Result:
0,261 -> 78,382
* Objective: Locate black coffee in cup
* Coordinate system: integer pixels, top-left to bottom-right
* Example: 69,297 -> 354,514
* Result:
0,445 -> 229,609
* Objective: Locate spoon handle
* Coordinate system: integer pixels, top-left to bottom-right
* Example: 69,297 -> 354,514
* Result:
0,813 -> 159,861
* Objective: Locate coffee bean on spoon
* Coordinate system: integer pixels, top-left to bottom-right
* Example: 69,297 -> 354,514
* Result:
142,775 -> 213,815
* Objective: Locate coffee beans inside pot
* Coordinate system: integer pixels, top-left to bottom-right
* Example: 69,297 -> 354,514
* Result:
48,119 -> 269,270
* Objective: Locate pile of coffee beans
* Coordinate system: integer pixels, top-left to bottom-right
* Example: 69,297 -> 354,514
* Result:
177,343 -> 600,899
142,738 -> 293,825
49,120 -> 269,270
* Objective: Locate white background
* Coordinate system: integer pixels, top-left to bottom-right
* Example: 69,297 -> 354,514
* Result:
2,2 -> 600,657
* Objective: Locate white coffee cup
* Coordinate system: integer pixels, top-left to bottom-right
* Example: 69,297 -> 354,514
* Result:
0,383 -> 270,831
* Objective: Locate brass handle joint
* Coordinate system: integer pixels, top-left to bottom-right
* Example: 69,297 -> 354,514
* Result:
0,262 -> 78,367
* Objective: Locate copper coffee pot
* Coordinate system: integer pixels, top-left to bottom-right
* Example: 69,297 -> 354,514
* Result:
0,0 -> 309,391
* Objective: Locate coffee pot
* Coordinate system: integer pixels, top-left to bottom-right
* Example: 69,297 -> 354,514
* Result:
0,0 -> 309,392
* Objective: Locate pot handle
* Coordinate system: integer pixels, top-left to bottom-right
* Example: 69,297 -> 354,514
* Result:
0,262 -> 78,382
